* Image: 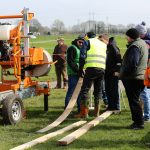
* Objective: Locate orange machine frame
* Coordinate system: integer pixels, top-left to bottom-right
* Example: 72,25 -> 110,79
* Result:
0,9 -> 50,96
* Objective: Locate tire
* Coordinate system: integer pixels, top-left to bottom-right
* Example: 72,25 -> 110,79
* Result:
2,94 -> 24,125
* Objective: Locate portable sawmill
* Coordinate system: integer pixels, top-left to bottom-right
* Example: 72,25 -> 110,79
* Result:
0,8 -> 52,125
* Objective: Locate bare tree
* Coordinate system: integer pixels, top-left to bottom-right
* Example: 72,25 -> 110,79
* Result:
97,21 -> 105,34
51,19 -> 65,34
116,24 -> 126,34
30,18 -> 42,32
28,18 -> 138,35
126,24 -> 135,29
29,18 -> 50,35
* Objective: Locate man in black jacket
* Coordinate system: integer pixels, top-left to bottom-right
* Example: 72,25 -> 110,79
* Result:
105,37 -> 122,111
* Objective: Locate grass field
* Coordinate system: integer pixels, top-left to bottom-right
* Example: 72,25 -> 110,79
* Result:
0,34 -> 150,150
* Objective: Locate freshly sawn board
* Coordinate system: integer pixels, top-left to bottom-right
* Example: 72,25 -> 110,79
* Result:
58,111 -> 113,145
37,77 -> 83,133
11,121 -> 86,150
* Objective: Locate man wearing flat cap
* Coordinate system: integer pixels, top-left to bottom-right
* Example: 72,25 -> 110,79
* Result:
53,37 -> 68,89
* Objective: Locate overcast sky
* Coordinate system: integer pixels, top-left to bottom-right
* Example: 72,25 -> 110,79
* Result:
0,0 -> 150,28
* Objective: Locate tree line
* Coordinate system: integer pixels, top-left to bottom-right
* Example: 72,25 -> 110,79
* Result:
29,18 -> 150,35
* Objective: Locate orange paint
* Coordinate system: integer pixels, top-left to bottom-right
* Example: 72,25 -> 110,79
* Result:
0,10 -> 49,96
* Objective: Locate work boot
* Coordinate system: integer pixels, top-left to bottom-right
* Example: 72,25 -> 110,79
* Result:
74,104 -> 89,118
63,82 -> 67,89
94,106 -> 100,117
54,85 -> 61,89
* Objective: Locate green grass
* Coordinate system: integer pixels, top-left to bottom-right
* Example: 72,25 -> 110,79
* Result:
29,34 -> 127,82
30,34 -> 127,55
27,34 -> 78,82
30,34 -> 78,53
0,34 -> 149,150
0,90 -> 149,150
0,34 -> 127,81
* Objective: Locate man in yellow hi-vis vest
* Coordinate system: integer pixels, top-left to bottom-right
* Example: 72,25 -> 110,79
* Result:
75,32 -> 108,118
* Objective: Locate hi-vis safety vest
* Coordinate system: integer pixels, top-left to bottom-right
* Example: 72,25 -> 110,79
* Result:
144,60 -> 150,87
84,38 -> 107,69
67,45 -> 80,76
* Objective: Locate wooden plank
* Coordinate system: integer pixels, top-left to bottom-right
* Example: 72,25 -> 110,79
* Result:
37,78 -> 83,133
58,111 -> 113,145
10,121 -> 86,150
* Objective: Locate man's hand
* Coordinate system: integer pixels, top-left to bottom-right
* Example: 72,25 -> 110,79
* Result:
78,69 -> 85,78
113,72 -> 119,77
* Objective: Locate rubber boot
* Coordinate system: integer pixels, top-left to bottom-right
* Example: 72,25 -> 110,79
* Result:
54,84 -> 61,89
74,104 -> 89,118
94,105 -> 100,117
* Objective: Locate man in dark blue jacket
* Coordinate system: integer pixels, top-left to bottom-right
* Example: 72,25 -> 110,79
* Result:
120,28 -> 148,129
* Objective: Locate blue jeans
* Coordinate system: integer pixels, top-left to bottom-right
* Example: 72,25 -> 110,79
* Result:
140,87 -> 150,120
65,75 -> 80,112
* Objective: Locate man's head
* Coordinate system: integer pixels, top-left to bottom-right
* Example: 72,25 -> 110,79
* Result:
126,28 -> 140,42
98,33 -> 109,45
57,37 -> 64,45
135,22 -> 147,38
78,33 -> 86,39
72,36 -> 84,48
76,38 -> 84,48
86,32 -> 96,38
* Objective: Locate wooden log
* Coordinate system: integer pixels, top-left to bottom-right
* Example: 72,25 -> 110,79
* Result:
10,121 -> 86,150
37,78 -> 83,133
58,111 -> 113,146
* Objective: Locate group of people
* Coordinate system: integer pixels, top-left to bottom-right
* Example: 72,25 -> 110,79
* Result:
52,21 -> 150,130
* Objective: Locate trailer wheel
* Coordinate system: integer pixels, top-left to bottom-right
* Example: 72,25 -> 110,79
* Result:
2,94 -> 24,125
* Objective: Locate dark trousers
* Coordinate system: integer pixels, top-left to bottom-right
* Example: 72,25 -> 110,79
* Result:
102,80 -> 108,105
55,64 -> 67,88
122,79 -> 144,125
80,68 -> 104,106
105,74 -> 120,110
